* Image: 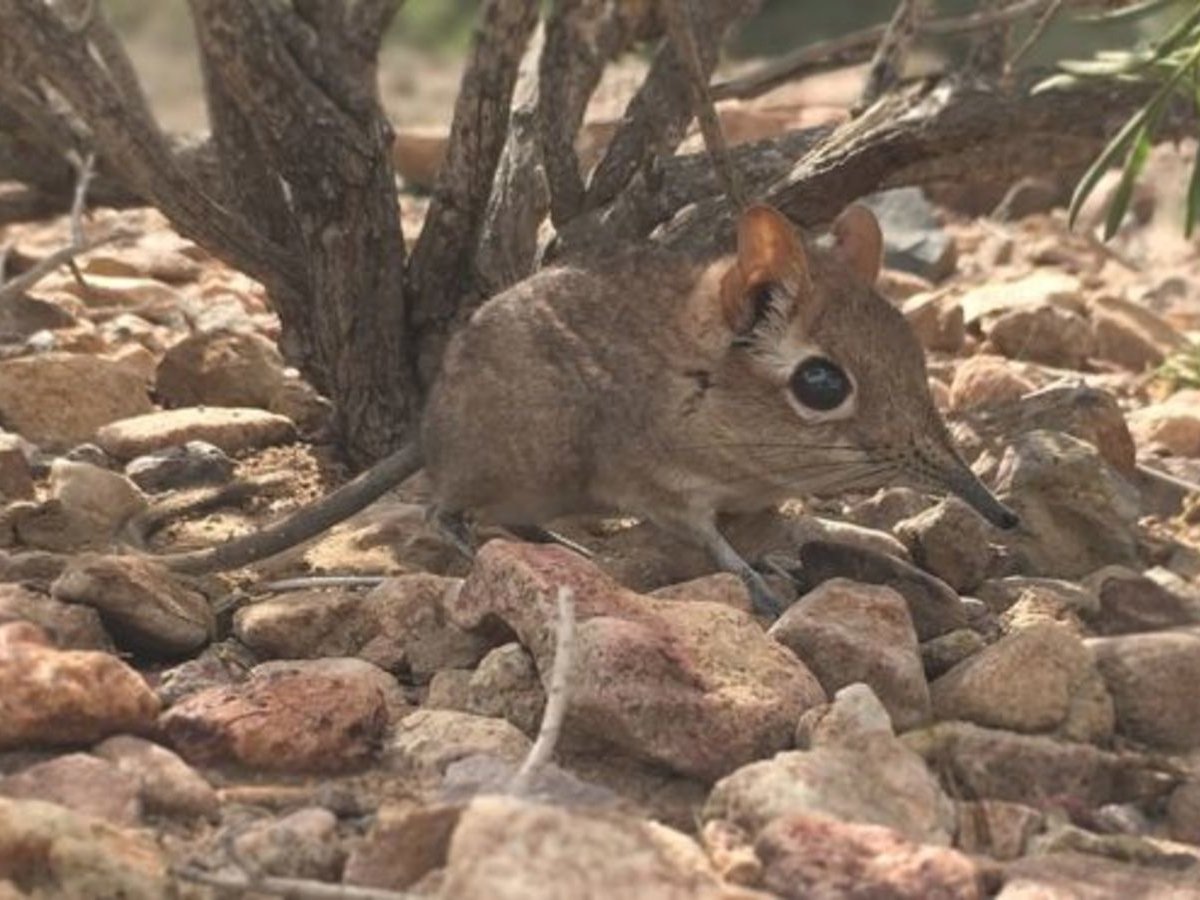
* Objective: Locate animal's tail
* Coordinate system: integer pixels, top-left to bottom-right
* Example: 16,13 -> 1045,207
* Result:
159,442 -> 424,575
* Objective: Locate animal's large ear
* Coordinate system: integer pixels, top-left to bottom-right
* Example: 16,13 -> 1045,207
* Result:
831,204 -> 883,285
719,205 -> 810,334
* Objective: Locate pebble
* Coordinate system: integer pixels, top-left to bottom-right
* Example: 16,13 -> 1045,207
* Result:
0,752 -> 141,826
93,734 -> 218,820
124,440 -> 234,491
95,406 -> 296,460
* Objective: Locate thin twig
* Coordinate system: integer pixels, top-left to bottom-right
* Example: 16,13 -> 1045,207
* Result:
1007,0 -> 1066,71
710,0 -> 1051,101
510,586 -> 576,795
660,0 -> 747,212
173,865 -> 418,900
858,0 -> 928,110
260,575 -> 387,593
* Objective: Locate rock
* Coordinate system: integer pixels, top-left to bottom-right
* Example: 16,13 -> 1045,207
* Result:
862,188 -> 957,281
700,819 -> 762,886
843,486 -> 933,533
231,807 -> 344,881
930,623 -> 1113,742
949,355 -> 1036,412
95,406 -> 296,460
903,722 -> 1139,806
895,497 -> 994,593
161,657 -> 395,772
22,461 -> 147,551
1090,294 -> 1186,371
976,576 -> 1100,618
124,440 -> 234,492
995,431 -> 1140,579
704,732 -> 955,845
448,541 -> 825,780
154,638 -> 256,707
234,574 -> 488,679
440,794 -> 757,900
386,709 -> 531,778
93,735 -> 218,821
795,682 -> 894,750
921,629 -> 986,680
52,555 -> 214,656
0,549 -> 69,590
0,753 -> 140,826
959,271 -> 1083,326
344,800 -> 461,891
755,813 -> 983,900
987,304 -> 1093,369
902,292 -> 965,353
1128,389 -> 1200,456
0,352 -> 152,448
466,642 -> 545,736
770,579 -> 930,730
794,540 -> 967,640
155,329 -> 287,409
0,291 -> 77,338
652,573 -> 754,615
1084,565 -> 1200,634
0,796 -> 169,899
1167,781 -> 1200,845
997,852 -> 1200,899
0,582 -> 111,650
0,434 -> 33,501
426,668 -> 474,711
391,126 -> 448,190
955,800 -> 1044,861
1086,631 -> 1200,750
0,623 -> 159,749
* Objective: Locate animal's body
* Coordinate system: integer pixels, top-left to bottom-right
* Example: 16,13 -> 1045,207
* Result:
164,205 -> 1016,614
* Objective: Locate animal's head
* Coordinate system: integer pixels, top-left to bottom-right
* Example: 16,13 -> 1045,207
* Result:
693,203 -> 1017,528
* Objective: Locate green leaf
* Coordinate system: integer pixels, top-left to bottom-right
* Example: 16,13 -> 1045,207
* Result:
1147,3 -> 1200,64
1032,72 -> 1082,93
1103,122 -> 1154,238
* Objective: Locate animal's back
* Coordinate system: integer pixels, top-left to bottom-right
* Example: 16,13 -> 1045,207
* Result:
421,249 -> 699,524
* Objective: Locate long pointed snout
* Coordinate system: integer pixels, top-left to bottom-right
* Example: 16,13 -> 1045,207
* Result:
940,456 -> 1019,530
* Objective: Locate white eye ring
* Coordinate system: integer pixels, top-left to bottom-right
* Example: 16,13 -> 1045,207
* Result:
785,355 -> 857,422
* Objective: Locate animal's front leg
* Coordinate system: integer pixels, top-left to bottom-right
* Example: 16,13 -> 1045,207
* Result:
661,515 -> 786,618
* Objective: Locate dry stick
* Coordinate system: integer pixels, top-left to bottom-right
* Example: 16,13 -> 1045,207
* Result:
710,0 -> 1055,101
1007,0 -> 1067,71
0,153 -> 115,305
858,0 -> 928,110
509,586 -> 577,795
173,866 -> 417,900
659,0 -> 747,212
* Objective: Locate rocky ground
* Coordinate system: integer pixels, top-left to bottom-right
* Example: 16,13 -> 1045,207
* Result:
4,93 -> 1200,899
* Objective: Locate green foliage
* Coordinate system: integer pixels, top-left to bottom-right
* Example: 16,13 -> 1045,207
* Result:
1157,341 -> 1200,389
1035,0 -> 1200,240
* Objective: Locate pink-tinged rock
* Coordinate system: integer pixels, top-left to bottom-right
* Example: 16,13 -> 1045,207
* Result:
160,657 -> 396,772
703,732 -> 956,846
0,352 -> 152,448
770,579 -> 930,731
755,813 -> 983,900
447,541 -> 826,780
439,794 -> 766,900
0,623 -> 159,750
344,800 -> 462,891
948,355 -> 1035,412
998,852 -> 1200,899
955,800 -> 1044,861
0,753 -> 140,826
93,734 -> 218,820
1128,389 -> 1200,457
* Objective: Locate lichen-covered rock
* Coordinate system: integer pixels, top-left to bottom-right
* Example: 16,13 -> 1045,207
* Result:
930,623 -> 1114,742
447,541 -> 825,780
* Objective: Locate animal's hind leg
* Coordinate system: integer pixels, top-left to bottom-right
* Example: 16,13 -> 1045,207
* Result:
429,507 -> 477,561
503,523 -> 595,559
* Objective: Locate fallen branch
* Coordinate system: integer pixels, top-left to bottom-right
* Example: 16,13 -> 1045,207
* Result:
510,586 -> 576,795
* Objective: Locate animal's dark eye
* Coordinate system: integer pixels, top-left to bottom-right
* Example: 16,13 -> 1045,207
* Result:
789,357 -> 851,411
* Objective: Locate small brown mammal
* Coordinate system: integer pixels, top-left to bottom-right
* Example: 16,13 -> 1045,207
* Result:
164,203 -> 1015,614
